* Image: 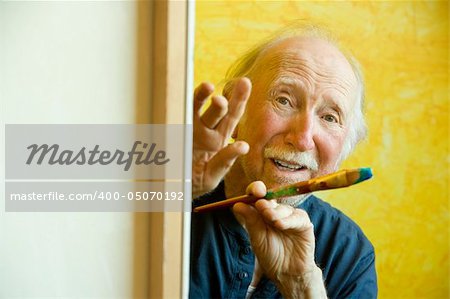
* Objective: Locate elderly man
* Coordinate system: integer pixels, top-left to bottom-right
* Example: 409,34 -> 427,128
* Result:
190,27 -> 377,298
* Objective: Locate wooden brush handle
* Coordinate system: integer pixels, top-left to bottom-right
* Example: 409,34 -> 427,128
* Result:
193,194 -> 258,213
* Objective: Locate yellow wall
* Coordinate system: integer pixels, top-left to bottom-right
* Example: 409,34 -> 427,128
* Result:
194,1 -> 449,298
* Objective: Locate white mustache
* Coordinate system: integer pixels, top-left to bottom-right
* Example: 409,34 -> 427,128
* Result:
264,146 -> 319,171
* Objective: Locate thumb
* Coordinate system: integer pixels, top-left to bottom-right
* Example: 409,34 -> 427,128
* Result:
205,141 -> 249,186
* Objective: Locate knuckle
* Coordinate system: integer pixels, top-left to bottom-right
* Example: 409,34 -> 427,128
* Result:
295,208 -> 308,217
262,208 -> 275,220
212,96 -> 228,109
294,209 -> 311,221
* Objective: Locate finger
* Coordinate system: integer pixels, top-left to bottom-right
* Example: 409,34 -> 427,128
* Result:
194,82 -> 214,115
255,201 -> 295,223
204,141 -> 249,187
245,181 -> 267,198
217,77 -> 252,135
273,209 -> 314,232
200,95 -> 228,129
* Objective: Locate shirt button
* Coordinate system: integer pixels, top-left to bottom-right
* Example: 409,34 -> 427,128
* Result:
238,272 -> 249,279
240,246 -> 251,256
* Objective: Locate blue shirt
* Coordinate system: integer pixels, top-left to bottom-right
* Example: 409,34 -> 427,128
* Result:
190,182 -> 377,298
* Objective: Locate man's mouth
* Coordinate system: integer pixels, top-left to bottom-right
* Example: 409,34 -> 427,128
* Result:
272,158 -> 308,172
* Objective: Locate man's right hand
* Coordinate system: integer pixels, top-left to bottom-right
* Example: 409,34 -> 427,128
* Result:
192,77 -> 252,198
233,182 -> 327,299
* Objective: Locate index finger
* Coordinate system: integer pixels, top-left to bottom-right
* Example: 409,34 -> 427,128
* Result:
245,181 -> 267,198
217,77 -> 251,135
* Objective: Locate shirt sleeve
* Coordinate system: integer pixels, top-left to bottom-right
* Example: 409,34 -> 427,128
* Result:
337,251 -> 378,299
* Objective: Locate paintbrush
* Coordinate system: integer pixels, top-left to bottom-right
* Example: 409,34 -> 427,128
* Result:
193,168 -> 373,213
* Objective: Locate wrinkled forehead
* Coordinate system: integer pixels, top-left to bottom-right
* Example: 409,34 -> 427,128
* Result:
250,36 -> 358,89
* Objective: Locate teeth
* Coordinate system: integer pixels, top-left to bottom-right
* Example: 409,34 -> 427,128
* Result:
274,159 -> 304,170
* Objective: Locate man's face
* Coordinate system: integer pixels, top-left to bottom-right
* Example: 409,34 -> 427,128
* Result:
235,37 -> 359,190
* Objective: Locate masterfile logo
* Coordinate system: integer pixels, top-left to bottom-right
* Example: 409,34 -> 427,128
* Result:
6,124 -> 190,180
26,141 -> 170,171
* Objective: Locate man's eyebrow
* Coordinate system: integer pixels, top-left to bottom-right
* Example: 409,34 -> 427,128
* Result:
321,95 -> 348,122
267,77 -> 300,99
324,99 -> 343,113
271,76 -> 303,87
268,77 -> 305,95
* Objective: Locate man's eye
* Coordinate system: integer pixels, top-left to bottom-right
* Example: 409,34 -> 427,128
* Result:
275,97 -> 290,106
322,114 -> 338,123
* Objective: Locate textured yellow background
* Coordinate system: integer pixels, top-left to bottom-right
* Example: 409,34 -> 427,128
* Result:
194,1 -> 449,298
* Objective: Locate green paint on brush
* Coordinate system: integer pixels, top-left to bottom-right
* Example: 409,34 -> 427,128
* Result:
265,186 -> 299,200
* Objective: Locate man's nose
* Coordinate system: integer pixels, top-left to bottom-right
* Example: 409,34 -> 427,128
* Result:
284,113 -> 315,152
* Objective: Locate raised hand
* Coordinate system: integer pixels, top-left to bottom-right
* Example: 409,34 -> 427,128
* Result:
192,78 -> 252,198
